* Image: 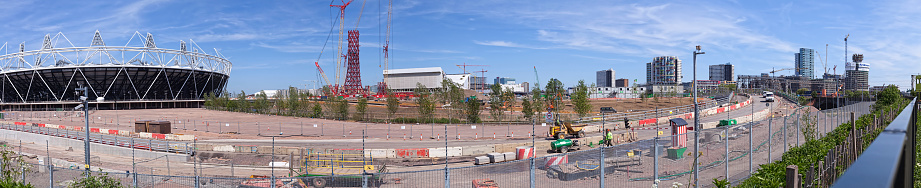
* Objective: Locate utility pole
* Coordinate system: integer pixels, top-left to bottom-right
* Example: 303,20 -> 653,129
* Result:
692,45 -> 705,188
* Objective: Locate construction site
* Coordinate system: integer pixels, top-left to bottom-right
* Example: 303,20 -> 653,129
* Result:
0,1 -> 900,188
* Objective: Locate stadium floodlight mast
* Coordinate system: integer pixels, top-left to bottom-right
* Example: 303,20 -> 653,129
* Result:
75,81 -> 91,177
692,45 -> 705,188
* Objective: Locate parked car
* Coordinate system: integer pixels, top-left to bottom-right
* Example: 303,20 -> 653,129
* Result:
600,107 -> 617,113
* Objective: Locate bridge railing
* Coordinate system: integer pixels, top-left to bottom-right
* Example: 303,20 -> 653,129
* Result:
832,97 -> 918,187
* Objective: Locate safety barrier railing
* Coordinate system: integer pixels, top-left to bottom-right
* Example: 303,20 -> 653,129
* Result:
832,97 -> 918,187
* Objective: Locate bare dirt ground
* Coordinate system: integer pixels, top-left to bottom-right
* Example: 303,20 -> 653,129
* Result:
3,97 -> 705,143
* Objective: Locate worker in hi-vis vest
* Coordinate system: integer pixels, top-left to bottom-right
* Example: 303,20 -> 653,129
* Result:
604,129 -> 614,146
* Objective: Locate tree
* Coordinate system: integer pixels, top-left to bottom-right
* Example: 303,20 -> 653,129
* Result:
354,98 -> 367,121
796,88 -> 810,96
521,98 -> 534,122
310,102 -> 323,118
544,78 -> 564,117
414,83 -> 435,122
530,86 -> 544,121
287,87 -> 300,116
489,84 -> 505,122
465,97 -> 481,123
875,85 -> 901,111
571,80 -> 592,118
0,146 -> 31,183
236,90 -> 249,112
255,92 -> 269,114
385,90 -> 400,121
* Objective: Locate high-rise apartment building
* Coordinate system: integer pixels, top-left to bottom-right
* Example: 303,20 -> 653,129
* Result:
596,69 -> 616,87
646,56 -> 682,85
795,48 -> 815,79
845,54 -> 869,91
708,62 -> 735,81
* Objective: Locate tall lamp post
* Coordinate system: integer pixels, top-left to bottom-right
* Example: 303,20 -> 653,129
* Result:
692,45 -> 705,188
75,82 -> 91,176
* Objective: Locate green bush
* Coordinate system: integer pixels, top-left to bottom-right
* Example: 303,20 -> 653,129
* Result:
69,171 -> 123,188
0,179 -> 33,188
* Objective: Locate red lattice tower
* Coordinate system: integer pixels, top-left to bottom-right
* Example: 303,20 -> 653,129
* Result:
343,30 -> 363,95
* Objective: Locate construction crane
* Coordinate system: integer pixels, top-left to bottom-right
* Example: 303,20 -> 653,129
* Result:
816,44 -> 828,76
330,0 -> 354,93
382,0 -> 392,88
533,66 -> 540,90
474,69 -> 488,91
315,61 -> 331,89
455,62 -> 489,74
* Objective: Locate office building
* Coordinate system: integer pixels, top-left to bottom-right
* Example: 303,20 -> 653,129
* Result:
646,56 -> 682,85
615,79 -> 629,87
795,48 -> 815,79
596,69 -> 616,87
494,77 -> 515,85
708,62 -> 734,81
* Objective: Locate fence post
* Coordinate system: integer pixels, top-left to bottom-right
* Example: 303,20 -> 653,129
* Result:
444,168 -> 451,188
654,136 -> 660,187
783,116 -> 787,152
849,112 -> 856,163
725,125 -> 729,180
785,161 -> 799,187
600,146 -> 605,187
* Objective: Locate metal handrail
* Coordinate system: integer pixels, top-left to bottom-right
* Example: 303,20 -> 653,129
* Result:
832,97 -> 918,188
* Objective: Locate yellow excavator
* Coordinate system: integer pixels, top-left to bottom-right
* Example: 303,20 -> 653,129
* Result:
548,121 -> 586,140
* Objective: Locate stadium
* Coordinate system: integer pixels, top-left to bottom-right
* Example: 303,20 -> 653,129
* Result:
0,31 -> 231,110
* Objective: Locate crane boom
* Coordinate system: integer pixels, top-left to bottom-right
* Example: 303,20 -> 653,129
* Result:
533,66 -> 540,89
316,61 -> 331,87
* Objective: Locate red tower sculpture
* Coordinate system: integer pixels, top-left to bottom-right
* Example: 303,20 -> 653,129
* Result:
343,30 -> 363,95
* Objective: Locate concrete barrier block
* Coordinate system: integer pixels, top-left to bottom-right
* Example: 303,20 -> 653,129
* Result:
139,132 -> 152,139
462,145 -> 495,156
274,147 -> 298,155
582,125 -> 600,133
235,145 -> 258,153
173,135 -> 195,141
487,153 -> 504,163
194,144 -> 214,151
429,147 -> 447,158
151,133 -> 166,140
257,146 -> 275,154
447,147 -> 462,157
331,148 -> 364,155
213,145 -> 235,152
534,141 -> 553,151
99,128 -> 109,134
502,152 -> 516,161
495,143 -> 529,153
395,148 -> 429,158
701,122 -> 719,129
474,156 -> 490,165
364,149 -> 396,158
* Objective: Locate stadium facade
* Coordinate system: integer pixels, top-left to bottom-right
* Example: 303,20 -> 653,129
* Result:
0,31 -> 231,110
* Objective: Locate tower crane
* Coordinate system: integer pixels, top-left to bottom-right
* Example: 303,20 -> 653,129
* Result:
455,62 -> 489,74
473,69 -> 488,91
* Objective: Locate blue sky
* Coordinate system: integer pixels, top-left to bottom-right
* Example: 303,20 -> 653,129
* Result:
1,0 -> 919,93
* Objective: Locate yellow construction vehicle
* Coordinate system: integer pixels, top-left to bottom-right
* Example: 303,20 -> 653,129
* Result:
548,121 -> 586,140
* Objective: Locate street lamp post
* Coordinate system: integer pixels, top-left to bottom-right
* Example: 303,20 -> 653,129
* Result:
75,82 -> 91,177
692,45 -> 705,188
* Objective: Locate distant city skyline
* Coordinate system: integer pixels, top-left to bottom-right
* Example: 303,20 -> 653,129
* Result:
0,0 -> 915,92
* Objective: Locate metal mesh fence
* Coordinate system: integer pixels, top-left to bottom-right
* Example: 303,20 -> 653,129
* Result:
0,99 -> 881,187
